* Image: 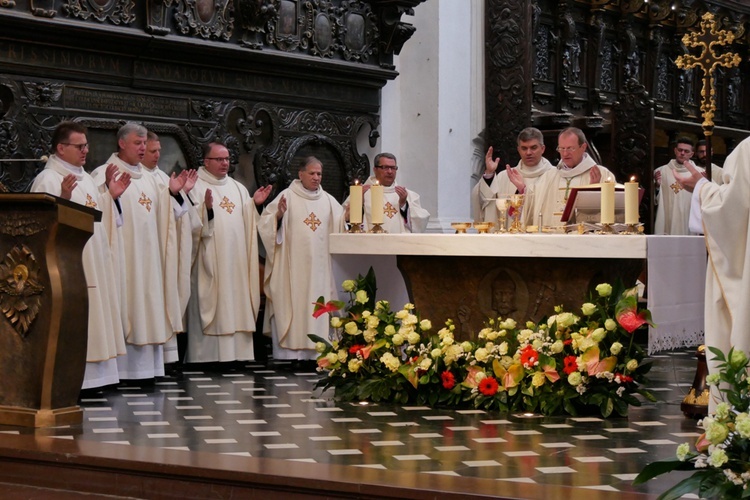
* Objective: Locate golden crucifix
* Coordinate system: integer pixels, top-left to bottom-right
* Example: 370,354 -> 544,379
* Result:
675,12 -> 741,180
676,12 -> 741,131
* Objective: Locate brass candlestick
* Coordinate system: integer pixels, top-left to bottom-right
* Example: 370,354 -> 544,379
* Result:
369,223 -> 386,234
348,223 -> 364,233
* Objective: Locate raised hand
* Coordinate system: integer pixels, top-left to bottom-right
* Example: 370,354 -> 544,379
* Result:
60,174 -> 78,200
654,170 -> 662,187
253,185 -> 273,206
395,186 -> 408,207
674,160 -> 706,193
108,171 -> 131,199
169,170 -> 187,195
506,164 -> 525,193
105,163 -> 119,187
589,166 -> 602,184
485,147 -> 500,176
276,194 -> 287,220
183,169 -> 198,195
204,188 -> 213,210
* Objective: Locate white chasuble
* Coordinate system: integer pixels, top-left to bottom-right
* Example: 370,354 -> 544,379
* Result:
31,155 -> 126,389
92,154 -> 182,378
259,180 -> 344,357
185,167 -> 261,363
528,154 -> 615,227
655,160 -> 706,235
359,177 -> 430,233
695,137 -> 750,409
471,158 -> 553,224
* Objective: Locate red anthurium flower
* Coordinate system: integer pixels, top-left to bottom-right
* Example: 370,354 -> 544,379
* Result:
312,297 -> 345,318
563,355 -> 578,375
478,376 -> 499,396
519,345 -> 539,367
348,344 -> 365,355
615,294 -> 655,333
441,371 -> 456,390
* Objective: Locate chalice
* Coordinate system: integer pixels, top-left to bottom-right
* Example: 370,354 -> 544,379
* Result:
508,194 -> 525,233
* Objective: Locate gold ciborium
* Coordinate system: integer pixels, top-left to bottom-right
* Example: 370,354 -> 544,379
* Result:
507,194 -> 525,233
473,221 -> 494,234
451,222 -> 471,234
495,198 -> 508,233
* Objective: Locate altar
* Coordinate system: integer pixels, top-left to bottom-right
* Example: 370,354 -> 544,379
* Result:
330,233 -> 706,352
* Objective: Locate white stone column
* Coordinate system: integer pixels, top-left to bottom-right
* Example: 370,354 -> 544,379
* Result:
370,0 -> 484,233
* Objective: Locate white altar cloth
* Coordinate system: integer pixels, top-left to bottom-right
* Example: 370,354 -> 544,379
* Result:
646,235 -> 707,354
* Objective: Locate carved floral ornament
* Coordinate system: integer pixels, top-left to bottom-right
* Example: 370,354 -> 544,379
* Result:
0,244 -> 44,337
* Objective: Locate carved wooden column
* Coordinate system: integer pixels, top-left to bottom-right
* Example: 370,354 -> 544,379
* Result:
612,80 -> 656,233
0,194 -> 96,427
485,0 -> 533,164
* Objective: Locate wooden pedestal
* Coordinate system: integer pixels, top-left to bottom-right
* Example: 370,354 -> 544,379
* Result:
0,194 -> 97,427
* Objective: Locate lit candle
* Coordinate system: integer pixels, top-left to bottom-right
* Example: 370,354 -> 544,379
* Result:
370,181 -> 384,224
625,176 -> 639,225
601,181 -> 615,225
349,181 -> 362,225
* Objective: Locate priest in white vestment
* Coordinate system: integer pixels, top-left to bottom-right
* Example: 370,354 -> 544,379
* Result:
91,123 -> 190,380
142,131 -> 198,365
259,156 -> 345,361
679,136 -> 750,409
30,121 -> 131,389
523,127 -> 615,228
655,138 -> 709,235
343,152 -> 429,233
471,127 -> 553,224
185,142 -> 271,363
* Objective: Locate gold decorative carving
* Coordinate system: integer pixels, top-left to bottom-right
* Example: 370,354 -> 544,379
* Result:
682,387 -> 710,407
0,245 -> 44,337
0,213 -> 46,237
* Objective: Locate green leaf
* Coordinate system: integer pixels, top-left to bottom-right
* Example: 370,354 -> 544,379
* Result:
657,470 -> 716,500
633,459 -> 693,484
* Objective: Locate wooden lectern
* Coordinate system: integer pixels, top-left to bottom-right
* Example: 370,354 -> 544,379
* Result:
0,194 -> 98,427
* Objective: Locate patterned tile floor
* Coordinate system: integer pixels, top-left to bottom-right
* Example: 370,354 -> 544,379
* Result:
1,349 -> 704,497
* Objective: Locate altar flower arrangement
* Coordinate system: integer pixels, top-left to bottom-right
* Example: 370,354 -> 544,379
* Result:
635,347 -> 750,499
310,270 -> 655,417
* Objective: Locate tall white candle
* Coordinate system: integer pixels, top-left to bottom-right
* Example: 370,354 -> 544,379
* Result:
349,181 -> 362,224
601,181 -> 615,225
371,182 -> 384,224
625,177 -> 639,225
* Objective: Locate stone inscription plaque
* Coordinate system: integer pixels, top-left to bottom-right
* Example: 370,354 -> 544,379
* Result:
64,87 -> 188,119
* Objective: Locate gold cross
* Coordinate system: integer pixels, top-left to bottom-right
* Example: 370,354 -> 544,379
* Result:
138,192 -> 152,212
219,196 -> 235,214
85,194 -> 97,209
384,201 -> 398,219
670,182 -> 683,194
675,13 -> 741,131
304,212 -> 322,231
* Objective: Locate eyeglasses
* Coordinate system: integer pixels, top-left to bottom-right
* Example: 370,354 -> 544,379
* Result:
206,157 -> 230,163
375,165 -> 398,171
556,146 -> 582,154
61,143 -> 89,151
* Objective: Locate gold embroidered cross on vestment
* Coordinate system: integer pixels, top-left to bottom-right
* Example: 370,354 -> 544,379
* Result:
670,182 -> 683,194
138,192 -> 152,212
384,201 -> 398,219
220,196 -> 235,214
304,212 -> 322,231
85,194 -> 97,209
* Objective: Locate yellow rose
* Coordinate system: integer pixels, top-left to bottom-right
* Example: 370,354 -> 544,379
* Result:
315,342 -> 327,353
591,328 -> 606,343
475,348 -> 489,363
342,280 -> 357,292
568,372 -> 582,386
392,333 -> 405,346
363,328 -> 377,343
626,359 -> 638,372
337,349 -> 348,363
605,318 -> 617,331
610,342 -> 623,355
330,317 -> 343,328
441,336 -> 454,346
407,332 -> 421,345
348,359 -> 362,372
361,310 -> 371,318
325,352 -> 338,364
395,310 -> 408,320
419,319 -> 432,331
344,321 -> 360,336
404,314 -> 418,326
532,339 -> 543,350
380,352 -> 401,372
532,372 -> 546,387
596,283 -> 612,297
487,330 -> 499,341
384,325 -> 396,336
581,302 -> 597,316
404,303 -> 415,310
461,341 -> 473,352
367,316 -> 380,329
550,340 -> 564,354
419,358 -> 432,371
498,342 -> 509,356
355,290 -> 368,304
431,348 -> 442,358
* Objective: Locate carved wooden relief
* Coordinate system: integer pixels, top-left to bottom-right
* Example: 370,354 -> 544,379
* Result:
174,0 -> 233,40
0,244 -> 44,337
339,1 -> 378,62
63,0 -> 135,25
